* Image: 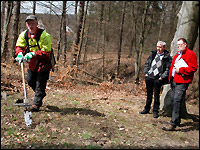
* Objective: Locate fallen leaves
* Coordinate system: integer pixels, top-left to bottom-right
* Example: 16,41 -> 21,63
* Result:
1,61 -> 199,149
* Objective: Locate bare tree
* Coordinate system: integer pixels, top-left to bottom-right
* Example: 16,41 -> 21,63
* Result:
135,1 -> 150,84
71,1 -> 85,65
57,1 -> 66,62
105,1 -> 112,42
1,1 -> 6,41
96,1 -> 105,54
75,1 -> 78,23
160,1 -> 199,119
168,1 -> 182,40
116,1 -> 126,77
76,1 -> 89,66
83,21 -> 91,70
62,1 -> 67,62
128,2 -> 139,58
11,1 -> 20,60
33,1 -> 36,15
157,1 -> 168,40
1,1 -> 13,62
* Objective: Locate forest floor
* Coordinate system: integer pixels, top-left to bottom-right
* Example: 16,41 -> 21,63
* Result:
1,53 -> 199,149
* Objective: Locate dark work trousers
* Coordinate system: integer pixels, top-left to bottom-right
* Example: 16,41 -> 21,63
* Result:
144,76 -> 162,113
26,69 -> 50,107
170,78 -> 189,127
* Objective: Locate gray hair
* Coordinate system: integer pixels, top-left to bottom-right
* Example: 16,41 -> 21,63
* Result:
157,41 -> 166,47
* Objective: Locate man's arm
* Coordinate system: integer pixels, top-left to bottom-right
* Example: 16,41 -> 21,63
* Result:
144,54 -> 152,76
160,54 -> 172,80
179,52 -> 197,75
15,31 -> 27,55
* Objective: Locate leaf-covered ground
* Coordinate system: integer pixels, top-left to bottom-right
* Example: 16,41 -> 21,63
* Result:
1,60 -> 199,149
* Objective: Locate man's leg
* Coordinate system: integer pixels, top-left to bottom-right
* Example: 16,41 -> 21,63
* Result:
33,71 -> 49,110
33,80 -> 47,107
170,81 -> 189,127
26,69 -> 36,91
144,76 -> 154,112
162,79 -> 177,131
153,79 -> 162,113
152,79 -> 162,118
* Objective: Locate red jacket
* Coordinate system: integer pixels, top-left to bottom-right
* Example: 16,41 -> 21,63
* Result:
169,47 -> 197,84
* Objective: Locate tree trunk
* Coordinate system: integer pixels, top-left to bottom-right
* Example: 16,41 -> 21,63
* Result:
169,2 -> 177,38
56,2 -> 64,62
48,2 -> 52,39
160,1 -> 199,119
135,1 -> 150,84
116,1 -> 126,77
83,22 -> 91,70
129,2 -> 139,58
33,1 -> 36,15
11,1 -> 20,60
128,3 -> 135,58
62,1 -> 67,63
1,1 -> 13,62
96,1 -> 105,54
105,1 -> 112,42
102,12 -> 106,80
75,1 -> 78,24
76,1 -> 89,67
1,1 -> 6,43
157,1 -> 168,40
71,1 -> 85,66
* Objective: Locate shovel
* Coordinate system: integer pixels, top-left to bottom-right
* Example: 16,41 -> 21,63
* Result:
14,58 -> 32,127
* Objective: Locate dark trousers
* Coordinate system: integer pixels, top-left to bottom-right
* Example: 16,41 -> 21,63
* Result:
170,78 -> 189,127
144,76 -> 162,113
26,69 -> 50,107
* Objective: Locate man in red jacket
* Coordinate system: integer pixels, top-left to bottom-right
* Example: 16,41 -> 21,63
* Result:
162,38 -> 197,131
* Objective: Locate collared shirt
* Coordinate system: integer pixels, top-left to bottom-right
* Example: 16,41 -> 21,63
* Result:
172,51 -> 182,77
30,32 -> 34,38
157,51 -> 164,56
156,51 -> 164,62
157,52 -> 164,63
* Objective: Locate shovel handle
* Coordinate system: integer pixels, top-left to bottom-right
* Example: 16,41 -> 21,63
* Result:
20,62 -> 28,103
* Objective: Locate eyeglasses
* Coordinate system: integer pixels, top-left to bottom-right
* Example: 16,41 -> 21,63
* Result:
177,42 -> 186,45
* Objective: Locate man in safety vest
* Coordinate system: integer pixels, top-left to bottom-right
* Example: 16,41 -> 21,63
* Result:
15,15 -> 52,112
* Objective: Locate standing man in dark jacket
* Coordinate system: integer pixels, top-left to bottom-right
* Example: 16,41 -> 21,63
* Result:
15,15 -> 52,112
139,41 -> 172,118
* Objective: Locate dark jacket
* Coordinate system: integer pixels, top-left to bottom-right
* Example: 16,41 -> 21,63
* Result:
144,49 -> 172,84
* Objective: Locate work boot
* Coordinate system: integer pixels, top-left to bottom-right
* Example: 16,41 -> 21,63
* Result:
162,124 -> 176,131
31,105 -> 39,112
153,112 -> 159,118
139,109 -> 149,114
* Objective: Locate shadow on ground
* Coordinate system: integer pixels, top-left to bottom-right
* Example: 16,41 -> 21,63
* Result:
159,114 -> 199,132
44,105 -> 105,117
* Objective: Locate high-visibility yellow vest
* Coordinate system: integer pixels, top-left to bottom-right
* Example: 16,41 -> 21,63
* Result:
16,29 -> 51,52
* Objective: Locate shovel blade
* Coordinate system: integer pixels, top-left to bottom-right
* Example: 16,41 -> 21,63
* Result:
24,110 -> 32,126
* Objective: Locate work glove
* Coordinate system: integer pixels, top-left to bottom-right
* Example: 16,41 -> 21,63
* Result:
24,52 -> 35,62
15,52 -> 23,64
